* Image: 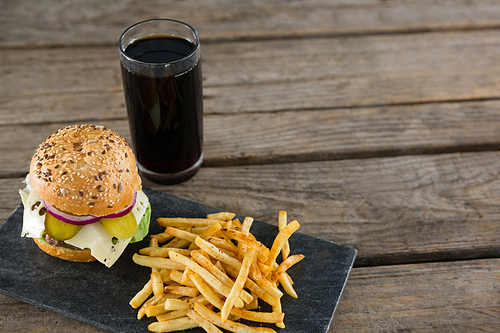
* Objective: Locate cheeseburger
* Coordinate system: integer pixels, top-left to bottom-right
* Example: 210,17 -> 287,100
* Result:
19,124 -> 151,267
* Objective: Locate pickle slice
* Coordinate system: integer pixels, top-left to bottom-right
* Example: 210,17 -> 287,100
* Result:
99,211 -> 138,240
45,212 -> 83,241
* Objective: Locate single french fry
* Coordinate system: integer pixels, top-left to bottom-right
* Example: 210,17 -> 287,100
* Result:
189,226 -> 207,234
199,222 -> 223,239
272,298 -> 285,329
132,253 -> 185,270
278,211 -> 290,260
187,308 -> 224,333
233,307 -> 284,324
206,212 -> 236,221
160,269 -> 172,284
270,254 -> 305,283
266,220 -> 300,266
157,217 -> 224,228
151,271 -> 164,296
140,247 -> 191,257
254,276 -> 282,299
129,280 -> 153,308
240,216 -> 254,234
194,302 -> 277,333
181,266 -> 191,285
156,309 -> 188,322
279,272 -> 297,298
231,218 -> 242,228
237,217 -> 253,259
164,285 -> 200,297
150,236 -> 159,247
164,237 -> 191,249
164,298 -> 192,311
165,226 -> 198,243
150,232 -> 175,244
148,317 -> 198,333
221,248 -> 255,322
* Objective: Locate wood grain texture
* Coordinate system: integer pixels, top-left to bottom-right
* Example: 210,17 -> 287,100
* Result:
3,96 -> 500,176
330,259 -> 500,332
4,30 -> 500,125
0,294 -> 107,332
2,0 -> 500,47
3,30 -> 500,174
3,151 -> 500,266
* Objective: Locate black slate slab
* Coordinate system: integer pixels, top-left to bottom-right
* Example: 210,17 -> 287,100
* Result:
0,187 -> 356,333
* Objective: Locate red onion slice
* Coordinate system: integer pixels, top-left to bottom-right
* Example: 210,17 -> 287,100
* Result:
102,192 -> 137,219
44,192 -> 137,225
44,201 -> 100,225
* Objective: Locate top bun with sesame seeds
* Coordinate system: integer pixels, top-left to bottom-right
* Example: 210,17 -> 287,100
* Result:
29,124 -> 142,217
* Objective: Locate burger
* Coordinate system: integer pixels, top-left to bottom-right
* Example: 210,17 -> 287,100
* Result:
19,124 -> 151,267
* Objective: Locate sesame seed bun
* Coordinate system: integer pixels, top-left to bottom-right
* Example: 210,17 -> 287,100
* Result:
29,124 -> 141,217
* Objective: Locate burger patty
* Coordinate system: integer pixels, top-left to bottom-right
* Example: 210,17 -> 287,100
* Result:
43,233 -> 81,250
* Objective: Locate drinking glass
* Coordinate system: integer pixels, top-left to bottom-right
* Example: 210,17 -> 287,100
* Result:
119,19 -> 203,184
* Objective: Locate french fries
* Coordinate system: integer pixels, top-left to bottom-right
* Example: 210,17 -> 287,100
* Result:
130,211 -> 304,333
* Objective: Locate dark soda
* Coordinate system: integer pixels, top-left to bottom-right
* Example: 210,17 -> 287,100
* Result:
121,36 -> 203,184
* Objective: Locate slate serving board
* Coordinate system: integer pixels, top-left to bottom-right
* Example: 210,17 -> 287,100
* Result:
0,187 -> 356,333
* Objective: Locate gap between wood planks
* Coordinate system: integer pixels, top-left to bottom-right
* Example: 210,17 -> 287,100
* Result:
3,141 -> 500,182
354,246 -> 500,268
5,24 -> 500,50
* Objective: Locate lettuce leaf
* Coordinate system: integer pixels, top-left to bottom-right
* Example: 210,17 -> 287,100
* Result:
130,202 -> 151,243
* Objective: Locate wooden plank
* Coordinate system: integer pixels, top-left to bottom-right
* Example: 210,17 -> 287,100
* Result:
3,97 -> 500,175
2,0 -> 500,47
3,151 -> 500,266
3,30 -> 500,126
1,259 -> 498,332
330,259 -> 500,332
0,294 -> 106,332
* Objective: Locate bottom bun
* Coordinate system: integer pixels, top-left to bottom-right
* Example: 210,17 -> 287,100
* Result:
33,238 -> 97,263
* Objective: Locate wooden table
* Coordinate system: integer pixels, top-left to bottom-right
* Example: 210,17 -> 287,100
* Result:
1,1 -> 500,332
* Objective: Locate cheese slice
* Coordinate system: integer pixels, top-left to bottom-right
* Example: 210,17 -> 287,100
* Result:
19,186 -> 46,239
64,220 -> 132,267
19,178 -> 150,268
65,190 -> 149,267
